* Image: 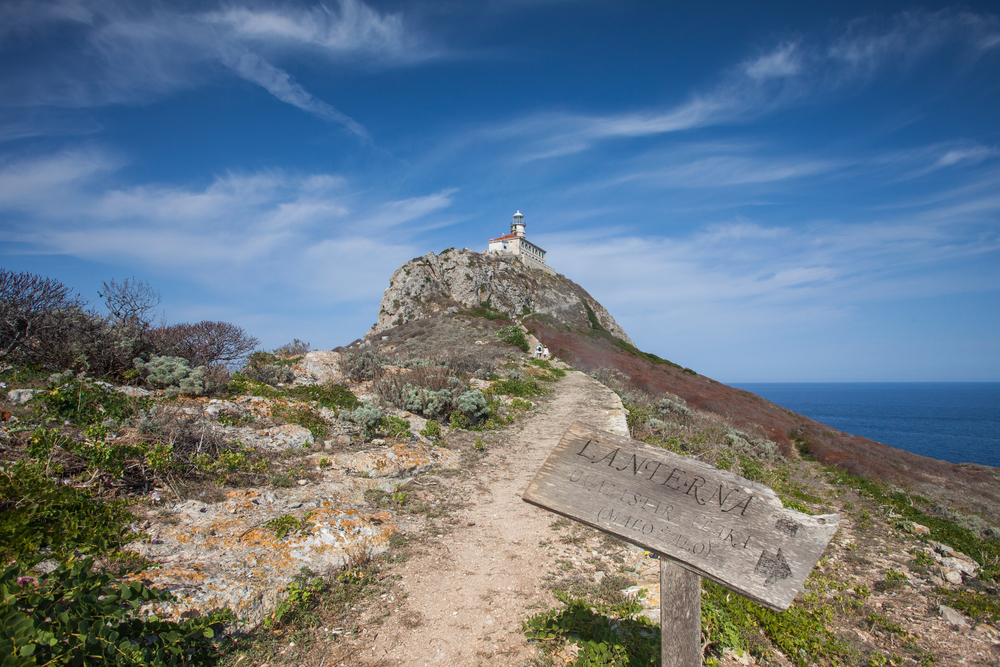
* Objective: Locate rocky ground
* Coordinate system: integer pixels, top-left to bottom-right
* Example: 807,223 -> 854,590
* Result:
5,341 -> 998,666
215,364 -> 999,667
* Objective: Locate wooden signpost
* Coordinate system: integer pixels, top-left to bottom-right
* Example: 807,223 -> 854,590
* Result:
523,421 -> 840,666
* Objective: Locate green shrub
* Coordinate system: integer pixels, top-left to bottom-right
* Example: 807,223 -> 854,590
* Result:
35,379 -> 144,426
449,412 -> 469,430
0,559 -> 229,666
134,356 -> 216,395
401,385 -> 454,420
496,325 -> 529,352
0,463 -> 137,567
386,416 -> 411,439
420,420 -> 441,440
456,390 -> 488,422
271,404 -> 327,441
240,353 -> 295,386
289,383 -> 358,410
340,403 -> 384,441
522,590 -> 658,666
485,377 -> 545,398
340,347 -> 387,382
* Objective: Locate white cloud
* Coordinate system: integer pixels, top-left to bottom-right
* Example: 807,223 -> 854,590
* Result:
743,42 -> 803,80
0,150 -> 454,305
223,51 -> 370,138
0,0 -> 433,136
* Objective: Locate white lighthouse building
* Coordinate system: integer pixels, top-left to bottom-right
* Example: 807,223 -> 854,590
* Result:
486,211 -> 554,274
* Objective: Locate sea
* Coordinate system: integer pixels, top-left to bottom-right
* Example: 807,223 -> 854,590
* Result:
730,383 -> 1000,468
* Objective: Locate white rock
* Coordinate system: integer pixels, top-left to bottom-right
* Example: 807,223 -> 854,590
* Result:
939,604 -> 969,628
6,389 -> 43,405
942,556 -> 979,576
941,567 -> 964,585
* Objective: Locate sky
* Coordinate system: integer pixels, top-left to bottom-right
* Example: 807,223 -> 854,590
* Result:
0,0 -> 998,382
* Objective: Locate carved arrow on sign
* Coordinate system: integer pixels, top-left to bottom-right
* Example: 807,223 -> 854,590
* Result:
523,421 -> 840,611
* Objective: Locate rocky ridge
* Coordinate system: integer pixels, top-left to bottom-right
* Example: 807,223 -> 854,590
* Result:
367,248 -> 633,346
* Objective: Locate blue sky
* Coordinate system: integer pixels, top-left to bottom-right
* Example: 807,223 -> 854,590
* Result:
1,1 -> 998,382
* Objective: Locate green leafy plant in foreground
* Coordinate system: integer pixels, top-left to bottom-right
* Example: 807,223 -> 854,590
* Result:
701,580 -> 849,667
0,463 -> 137,567
1,559 -> 229,666
523,590 -> 659,666
35,379 -> 146,426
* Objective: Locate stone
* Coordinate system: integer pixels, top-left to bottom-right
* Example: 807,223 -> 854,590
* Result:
337,434 -> 353,445
939,604 -> 970,628
116,386 -> 154,397
227,424 -> 315,451
292,350 -> 344,386
942,567 -> 964,585
942,555 -> 979,577
6,389 -> 43,405
902,521 -> 931,535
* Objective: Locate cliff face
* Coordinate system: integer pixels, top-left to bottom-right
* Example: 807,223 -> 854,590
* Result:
367,248 -> 633,346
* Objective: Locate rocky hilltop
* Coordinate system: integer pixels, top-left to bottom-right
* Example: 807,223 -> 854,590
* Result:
367,248 -> 633,346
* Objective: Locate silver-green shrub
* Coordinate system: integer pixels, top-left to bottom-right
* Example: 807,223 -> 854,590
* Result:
340,403 -> 384,441
457,390 -> 488,421
134,355 -> 218,396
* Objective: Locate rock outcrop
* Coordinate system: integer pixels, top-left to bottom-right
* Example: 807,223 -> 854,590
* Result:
367,248 -> 634,346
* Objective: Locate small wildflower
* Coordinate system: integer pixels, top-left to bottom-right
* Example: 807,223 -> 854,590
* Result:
150,536 -> 162,544
17,577 -> 35,587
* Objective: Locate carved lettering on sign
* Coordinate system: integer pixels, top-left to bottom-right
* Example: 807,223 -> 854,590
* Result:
523,421 -> 840,611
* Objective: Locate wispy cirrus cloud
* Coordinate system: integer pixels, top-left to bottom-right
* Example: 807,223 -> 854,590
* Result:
0,0 -> 435,138
480,8 -> 999,160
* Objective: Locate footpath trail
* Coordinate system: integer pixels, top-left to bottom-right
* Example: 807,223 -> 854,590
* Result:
357,369 -> 631,667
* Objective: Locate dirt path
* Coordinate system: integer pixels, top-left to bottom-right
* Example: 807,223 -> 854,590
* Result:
356,370 -> 630,666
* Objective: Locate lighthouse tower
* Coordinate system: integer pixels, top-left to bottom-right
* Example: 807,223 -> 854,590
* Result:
511,210 -> 526,237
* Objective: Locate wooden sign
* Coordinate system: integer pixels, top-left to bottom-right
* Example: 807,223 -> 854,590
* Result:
523,421 -> 839,611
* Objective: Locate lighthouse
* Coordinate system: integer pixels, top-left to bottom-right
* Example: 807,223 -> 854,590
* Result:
486,210 -> 554,274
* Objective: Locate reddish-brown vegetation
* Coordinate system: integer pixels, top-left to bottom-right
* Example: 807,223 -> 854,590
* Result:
532,320 -> 1000,524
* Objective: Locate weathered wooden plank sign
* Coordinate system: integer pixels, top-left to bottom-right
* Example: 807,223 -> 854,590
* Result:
523,421 -> 839,611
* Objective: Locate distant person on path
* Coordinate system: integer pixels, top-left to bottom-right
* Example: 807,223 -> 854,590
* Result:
535,345 -> 543,358
543,347 -> 550,359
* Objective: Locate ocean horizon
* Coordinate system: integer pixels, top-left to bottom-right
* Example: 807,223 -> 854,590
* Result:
729,382 -> 1000,469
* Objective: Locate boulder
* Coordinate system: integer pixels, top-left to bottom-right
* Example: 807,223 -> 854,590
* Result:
939,604 -> 970,628
6,389 -> 43,405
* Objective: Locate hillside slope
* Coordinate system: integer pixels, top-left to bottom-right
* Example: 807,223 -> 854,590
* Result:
529,318 -> 1000,526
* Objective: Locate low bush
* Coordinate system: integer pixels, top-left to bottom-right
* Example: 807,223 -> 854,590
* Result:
273,339 -> 311,357
0,463 -> 136,566
523,590 -> 658,666
340,403 -> 384,441
34,378 -> 147,426
1,559 -> 229,666
496,325 -> 529,353
340,347 -> 388,382
240,352 -> 296,386
134,356 -> 226,396
289,383 -> 358,410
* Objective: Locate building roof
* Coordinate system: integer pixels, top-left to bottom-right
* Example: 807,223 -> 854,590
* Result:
489,233 -> 520,242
